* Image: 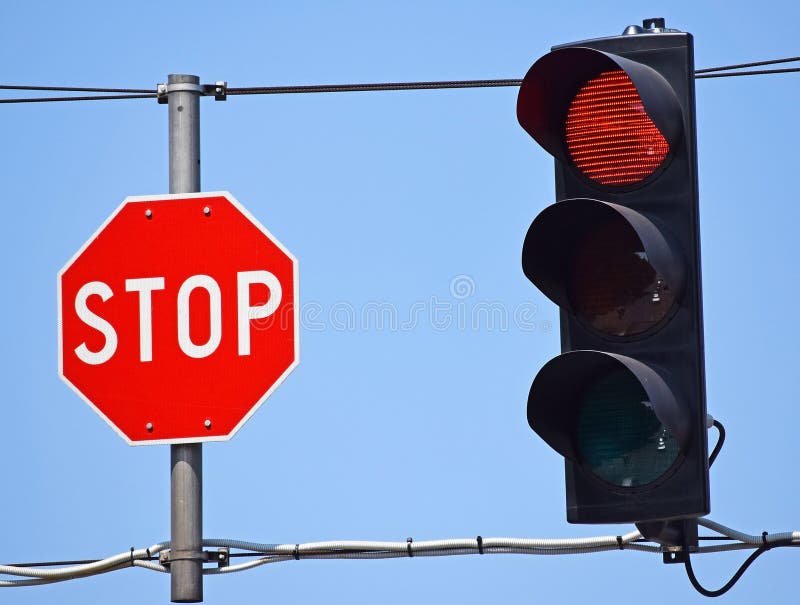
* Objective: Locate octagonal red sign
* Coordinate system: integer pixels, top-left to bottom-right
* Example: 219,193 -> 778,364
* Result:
58,192 -> 298,445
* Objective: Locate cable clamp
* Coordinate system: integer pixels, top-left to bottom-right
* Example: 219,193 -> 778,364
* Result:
156,81 -> 227,104
762,532 -> 770,548
215,548 -> 230,568
616,536 -> 624,550
293,544 -> 300,560
406,537 -> 414,558
477,535 -> 484,555
208,81 -> 227,101
130,547 -> 135,567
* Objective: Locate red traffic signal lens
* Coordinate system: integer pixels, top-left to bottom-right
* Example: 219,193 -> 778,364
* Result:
566,69 -> 669,186
568,213 -> 676,337
576,367 -> 681,488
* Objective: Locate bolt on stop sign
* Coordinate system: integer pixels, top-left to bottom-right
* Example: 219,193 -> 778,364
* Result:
58,192 -> 298,445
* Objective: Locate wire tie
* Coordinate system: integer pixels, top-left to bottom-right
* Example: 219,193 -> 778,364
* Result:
477,535 -> 484,555
407,537 -> 414,558
616,536 -> 624,550
293,544 -> 300,560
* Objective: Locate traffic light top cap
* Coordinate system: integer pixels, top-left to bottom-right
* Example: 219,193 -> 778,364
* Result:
517,47 -> 683,168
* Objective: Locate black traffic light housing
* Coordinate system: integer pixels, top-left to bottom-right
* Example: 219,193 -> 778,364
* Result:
519,22 -> 709,524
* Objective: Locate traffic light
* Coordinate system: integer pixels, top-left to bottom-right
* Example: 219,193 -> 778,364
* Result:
518,19 -> 709,524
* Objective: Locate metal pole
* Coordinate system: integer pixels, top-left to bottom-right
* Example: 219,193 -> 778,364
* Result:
168,73 -> 203,603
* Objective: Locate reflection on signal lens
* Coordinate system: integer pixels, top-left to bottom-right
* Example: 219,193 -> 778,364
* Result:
576,367 -> 680,487
567,216 -> 675,337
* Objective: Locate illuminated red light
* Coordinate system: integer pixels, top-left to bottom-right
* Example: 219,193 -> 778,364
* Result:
565,70 -> 669,186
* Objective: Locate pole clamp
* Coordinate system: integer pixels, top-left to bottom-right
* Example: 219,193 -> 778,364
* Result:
160,547 -> 230,568
157,81 -> 227,104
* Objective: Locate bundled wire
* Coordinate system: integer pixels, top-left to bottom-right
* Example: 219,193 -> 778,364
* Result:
683,519 -> 800,597
0,543 -> 168,587
2,519 -> 798,593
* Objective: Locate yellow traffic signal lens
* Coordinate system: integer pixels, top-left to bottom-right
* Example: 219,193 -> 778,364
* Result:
567,214 -> 676,337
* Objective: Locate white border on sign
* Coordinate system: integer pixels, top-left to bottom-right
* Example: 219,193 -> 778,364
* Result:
57,191 -> 300,446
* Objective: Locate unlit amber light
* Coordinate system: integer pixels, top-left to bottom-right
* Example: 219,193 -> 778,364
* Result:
565,70 -> 669,186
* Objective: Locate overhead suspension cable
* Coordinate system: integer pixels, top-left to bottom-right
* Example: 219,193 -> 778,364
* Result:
0,84 -> 154,93
1,54 -> 798,104
695,67 -> 800,79
0,93 -> 156,104
226,78 -> 522,96
695,56 -> 800,73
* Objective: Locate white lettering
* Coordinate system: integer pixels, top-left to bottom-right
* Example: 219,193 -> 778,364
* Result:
177,275 -> 222,358
125,277 -> 165,362
74,281 -> 118,365
237,270 -> 282,356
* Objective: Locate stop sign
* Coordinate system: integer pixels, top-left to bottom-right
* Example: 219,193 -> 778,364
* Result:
58,192 -> 298,445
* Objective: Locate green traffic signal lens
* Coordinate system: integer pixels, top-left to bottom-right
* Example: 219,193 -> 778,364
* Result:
576,367 -> 681,487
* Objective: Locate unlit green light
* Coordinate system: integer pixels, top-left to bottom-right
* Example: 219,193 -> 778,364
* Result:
576,368 -> 680,487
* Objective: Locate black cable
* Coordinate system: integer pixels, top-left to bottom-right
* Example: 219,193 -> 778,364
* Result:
0,93 -> 156,104
2,53 -> 799,105
2,53 -> 799,97
0,79 -> 521,104
0,84 -> 153,93
227,78 -> 522,96
3,554 -> 160,567
697,536 -> 738,542
684,527 -> 798,598
708,419 -> 726,467
684,545 -> 771,597
695,67 -> 800,79
3,558 -> 101,567
695,56 -> 800,74
228,552 -> 278,559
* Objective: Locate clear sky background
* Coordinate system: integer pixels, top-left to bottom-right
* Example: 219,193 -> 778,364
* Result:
2,1 -> 798,603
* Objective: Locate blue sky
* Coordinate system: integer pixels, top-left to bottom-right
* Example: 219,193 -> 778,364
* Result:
2,1 -> 799,603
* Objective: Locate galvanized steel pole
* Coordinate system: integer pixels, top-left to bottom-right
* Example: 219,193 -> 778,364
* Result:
167,73 -> 204,603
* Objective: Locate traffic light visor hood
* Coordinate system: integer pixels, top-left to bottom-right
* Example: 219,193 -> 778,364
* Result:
527,351 -> 691,488
522,198 -> 685,338
517,47 -> 683,186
